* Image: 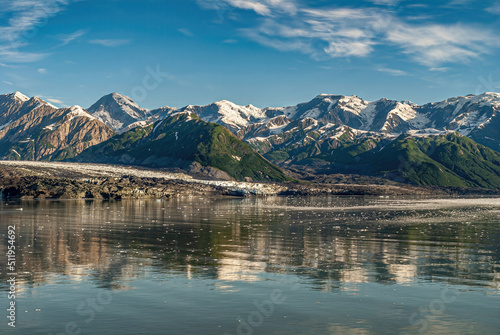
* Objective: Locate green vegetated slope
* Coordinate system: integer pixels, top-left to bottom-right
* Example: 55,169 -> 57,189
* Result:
77,113 -> 290,182
258,129 -> 500,188
362,133 -> 500,188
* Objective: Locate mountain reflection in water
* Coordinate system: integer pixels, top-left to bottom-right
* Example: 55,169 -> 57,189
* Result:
0,196 -> 499,335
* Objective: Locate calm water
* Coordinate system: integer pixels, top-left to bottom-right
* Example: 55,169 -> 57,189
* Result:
0,196 -> 499,335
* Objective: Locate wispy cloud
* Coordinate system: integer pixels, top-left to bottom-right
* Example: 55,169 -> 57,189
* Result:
378,67 -> 408,76
446,0 -> 475,6
196,0 -> 297,16
386,23 -> 499,66
2,80 -> 14,85
46,98 -> 63,104
406,4 -> 429,8
0,0 -> 73,64
486,2 -> 500,14
198,0 -> 500,67
429,67 -> 450,72
37,68 -> 47,74
0,47 -> 48,62
241,7 -> 386,59
55,29 -> 87,46
178,28 -> 194,37
369,0 -> 401,5
89,39 -> 131,47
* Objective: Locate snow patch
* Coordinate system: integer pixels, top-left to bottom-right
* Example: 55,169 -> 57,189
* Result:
405,129 -> 453,138
302,108 -> 322,119
152,119 -> 164,133
0,120 -> 13,131
393,102 -> 430,129
358,102 -> 378,129
44,123 -> 60,131
66,106 -> 96,122
338,96 -> 369,116
269,124 -> 288,135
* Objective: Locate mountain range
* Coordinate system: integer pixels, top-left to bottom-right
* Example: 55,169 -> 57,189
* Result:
0,92 -> 113,161
1,91 -> 500,188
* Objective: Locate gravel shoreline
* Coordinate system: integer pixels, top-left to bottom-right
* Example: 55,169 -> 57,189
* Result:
1,161 -> 498,200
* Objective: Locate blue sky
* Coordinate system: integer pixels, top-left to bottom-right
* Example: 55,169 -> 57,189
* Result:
1,0 -> 500,109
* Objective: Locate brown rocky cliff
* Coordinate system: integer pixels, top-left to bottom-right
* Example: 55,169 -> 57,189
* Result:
0,101 -> 115,160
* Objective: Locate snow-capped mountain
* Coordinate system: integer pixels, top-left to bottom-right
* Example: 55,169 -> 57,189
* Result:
75,111 -> 290,183
76,91 -> 500,151
1,90 -> 500,188
0,92 -> 114,160
416,93 -> 500,149
3,91 -> 500,151
178,100 -> 274,134
223,92 -> 500,151
0,92 -> 55,126
87,93 -> 151,132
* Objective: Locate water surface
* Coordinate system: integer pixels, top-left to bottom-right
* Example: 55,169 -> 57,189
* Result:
0,196 -> 499,334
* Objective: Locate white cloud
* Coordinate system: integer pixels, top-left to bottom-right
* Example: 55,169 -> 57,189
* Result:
89,39 -> 131,47
240,8 -> 388,59
369,0 -> 402,5
429,67 -> 450,72
0,47 -> 48,62
406,4 -> 429,8
46,98 -> 63,104
386,23 -> 499,66
486,2 -> 500,14
242,26 -> 313,54
378,67 -> 408,76
56,29 -> 87,46
37,68 -> 47,74
227,0 -> 272,15
0,1 -> 67,43
2,80 -> 14,85
178,28 -> 194,37
0,0 -> 73,64
196,0 -> 297,16
446,0 -> 474,6
202,1 -> 500,67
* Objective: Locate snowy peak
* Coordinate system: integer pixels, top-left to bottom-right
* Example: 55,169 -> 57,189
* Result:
88,92 -> 150,132
29,96 -> 58,110
90,92 -> 149,115
0,92 -> 29,107
109,92 -> 143,110
68,105 -> 95,119
0,91 -> 29,103
417,93 -> 500,137
427,92 -> 500,112
213,100 -> 267,119
173,92 -> 500,150
10,91 -> 29,103
289,94 -> 343,120
180,100 -> 269,133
